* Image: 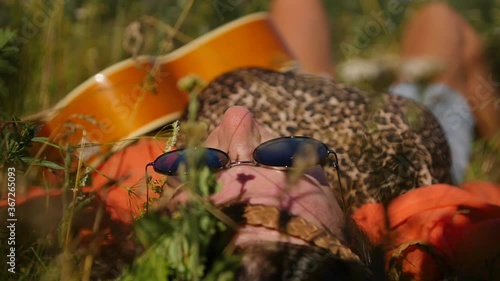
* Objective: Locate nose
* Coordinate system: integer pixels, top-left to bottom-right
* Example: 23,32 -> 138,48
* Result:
212,106 -> 262,161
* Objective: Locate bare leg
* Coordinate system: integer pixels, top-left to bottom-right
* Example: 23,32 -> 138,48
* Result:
400,2 -> 500,139
269,0 -> 334,77
461,19 -> 500,139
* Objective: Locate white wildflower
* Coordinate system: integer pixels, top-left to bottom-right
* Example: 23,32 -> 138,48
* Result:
339,59 -> 381,84
338,56 -> 399,91
400,57 -> 446,84
164,120 -> 180,153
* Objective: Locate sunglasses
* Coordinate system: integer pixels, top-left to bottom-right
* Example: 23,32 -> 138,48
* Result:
144,136 -> 344,211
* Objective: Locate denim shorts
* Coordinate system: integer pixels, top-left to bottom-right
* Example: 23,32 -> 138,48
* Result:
390,83 -> 475,184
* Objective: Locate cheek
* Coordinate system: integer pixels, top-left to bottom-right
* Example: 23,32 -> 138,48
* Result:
203,127 -> 220,148
258,124 -> 279,141
159,176 -> 189,205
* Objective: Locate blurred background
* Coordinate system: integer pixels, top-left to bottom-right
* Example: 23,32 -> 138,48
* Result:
0,2 -> 498,279
0,0 -> 498,116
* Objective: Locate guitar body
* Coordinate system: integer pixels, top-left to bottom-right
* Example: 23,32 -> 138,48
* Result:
33,12 -> 295,163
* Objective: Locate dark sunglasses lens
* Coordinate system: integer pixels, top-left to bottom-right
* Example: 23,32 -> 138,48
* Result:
253,137 -> 328,167
204,149 -> 230,170
153,148 -> 229,175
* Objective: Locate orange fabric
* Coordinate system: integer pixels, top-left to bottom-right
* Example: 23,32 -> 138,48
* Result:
89,138 -> 165,224
461,180 -> 500,205
1,139 -> 165,224
0,187 -> 62,206
353,182 -> 500,280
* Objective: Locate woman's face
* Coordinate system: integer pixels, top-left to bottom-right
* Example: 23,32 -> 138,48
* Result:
168,106 -> 344,246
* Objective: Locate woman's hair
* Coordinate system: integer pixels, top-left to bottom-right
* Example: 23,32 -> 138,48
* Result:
234,242 -> 374,281
231,211 -> 386,281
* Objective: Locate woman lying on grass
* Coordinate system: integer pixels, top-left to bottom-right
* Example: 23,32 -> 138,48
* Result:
2,88 -> 498,280
2,1 -> 499,280
9,64 -> 495,279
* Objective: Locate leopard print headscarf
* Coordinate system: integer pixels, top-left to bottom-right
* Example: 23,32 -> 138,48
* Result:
189,67 -> 451,213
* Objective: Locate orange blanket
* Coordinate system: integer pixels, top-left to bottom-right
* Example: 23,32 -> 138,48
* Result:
353,181 -> 500,280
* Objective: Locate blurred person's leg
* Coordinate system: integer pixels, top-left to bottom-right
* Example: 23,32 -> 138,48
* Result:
461,16 -> 500,140
392,2 -> 500,183
269,0 -> 334,77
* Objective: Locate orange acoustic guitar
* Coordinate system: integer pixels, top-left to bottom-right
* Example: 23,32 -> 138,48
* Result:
29,12 -> 296,165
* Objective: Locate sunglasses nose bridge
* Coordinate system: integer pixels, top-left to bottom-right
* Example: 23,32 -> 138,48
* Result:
227,160 -> 256,168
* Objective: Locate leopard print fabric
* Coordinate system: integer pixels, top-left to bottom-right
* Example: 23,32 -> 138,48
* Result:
186,67 -> 452,213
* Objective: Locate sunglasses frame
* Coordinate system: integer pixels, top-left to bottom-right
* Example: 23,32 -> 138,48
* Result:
144,136 -> 344,213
